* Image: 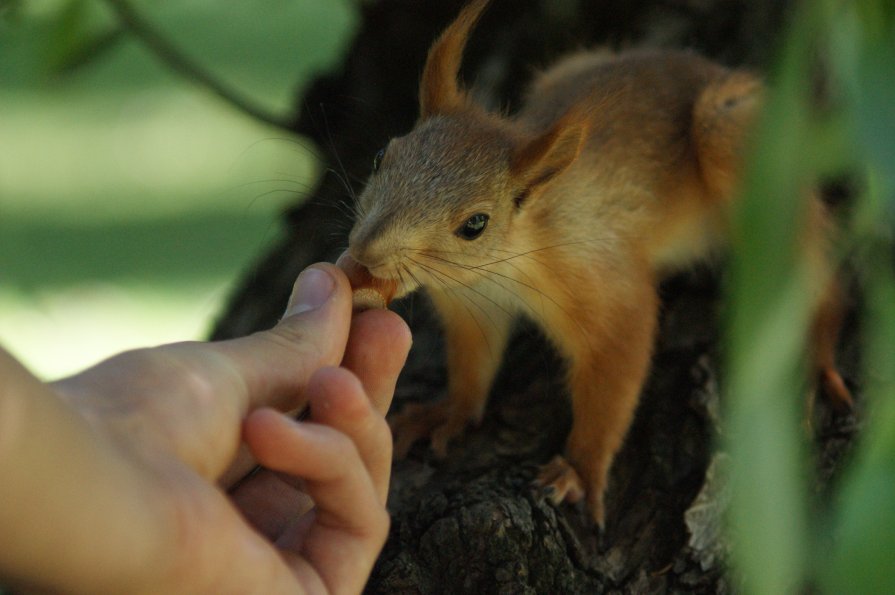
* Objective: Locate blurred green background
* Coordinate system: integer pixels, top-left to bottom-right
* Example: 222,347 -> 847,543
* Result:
0,0 -> 356,378
725,1 -> 895,593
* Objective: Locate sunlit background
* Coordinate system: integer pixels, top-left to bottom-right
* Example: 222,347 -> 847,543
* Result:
0,0 -> 356,378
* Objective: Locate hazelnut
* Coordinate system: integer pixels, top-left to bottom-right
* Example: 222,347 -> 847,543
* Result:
335,251 -> 397,311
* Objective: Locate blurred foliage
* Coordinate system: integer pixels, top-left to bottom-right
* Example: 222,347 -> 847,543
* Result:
1,0 -> 357,110
42,0 -> 124,77
0,0 -> 357,377
726,0 -> 894,593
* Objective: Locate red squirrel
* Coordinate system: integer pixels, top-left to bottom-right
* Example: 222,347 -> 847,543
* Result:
336,0 -> 851,527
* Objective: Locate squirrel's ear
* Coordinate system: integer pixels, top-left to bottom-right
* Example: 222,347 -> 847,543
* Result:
419,0 -> 491,118
511,116 -> 585,197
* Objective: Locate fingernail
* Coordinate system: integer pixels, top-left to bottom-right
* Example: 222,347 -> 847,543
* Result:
286,267 -> 335,316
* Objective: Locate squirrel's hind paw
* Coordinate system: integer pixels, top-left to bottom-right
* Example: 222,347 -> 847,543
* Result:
819,366 -> 853,412
533,455 -> 586,505
533,455 -> 606,528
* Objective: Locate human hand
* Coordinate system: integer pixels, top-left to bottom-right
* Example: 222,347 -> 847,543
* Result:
1,264 -> 411,594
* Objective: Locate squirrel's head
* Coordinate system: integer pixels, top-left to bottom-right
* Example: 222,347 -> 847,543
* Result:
348,0 -> 583,298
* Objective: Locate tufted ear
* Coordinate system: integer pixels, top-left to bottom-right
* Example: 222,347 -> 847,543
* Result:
510,113 -> 586,206
419,0 -> 491,118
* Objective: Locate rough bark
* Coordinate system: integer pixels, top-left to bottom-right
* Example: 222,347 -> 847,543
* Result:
211,1 -> 860,592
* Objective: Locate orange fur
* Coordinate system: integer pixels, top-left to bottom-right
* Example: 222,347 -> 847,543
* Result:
346,0 -> 851,527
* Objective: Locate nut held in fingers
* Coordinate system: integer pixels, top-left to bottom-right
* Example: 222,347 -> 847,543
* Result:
335,251 -> 397,312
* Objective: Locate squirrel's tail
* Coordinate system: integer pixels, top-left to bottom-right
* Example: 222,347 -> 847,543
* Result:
694,72 -> 854,413
691,71 -> 764,200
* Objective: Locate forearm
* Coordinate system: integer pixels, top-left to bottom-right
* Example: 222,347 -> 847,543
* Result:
0,349 -> 170,594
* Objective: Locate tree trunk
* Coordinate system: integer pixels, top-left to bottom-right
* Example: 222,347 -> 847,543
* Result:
211,1 -> 859,592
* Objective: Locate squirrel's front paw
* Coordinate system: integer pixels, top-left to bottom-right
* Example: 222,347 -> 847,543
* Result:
389,400 -> 473,459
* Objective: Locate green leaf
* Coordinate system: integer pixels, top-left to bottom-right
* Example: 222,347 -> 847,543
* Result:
822,251 -> 895,594
815,2 -> 895,592
35,1 -> 116,76
725,11 -> 821,593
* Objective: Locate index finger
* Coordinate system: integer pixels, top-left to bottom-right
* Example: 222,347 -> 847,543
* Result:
341,308 -> 412,416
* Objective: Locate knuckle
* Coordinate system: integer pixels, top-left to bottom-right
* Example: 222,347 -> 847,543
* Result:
258,325 -> 321,362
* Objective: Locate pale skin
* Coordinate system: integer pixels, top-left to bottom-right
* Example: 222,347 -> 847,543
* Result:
0,263 -> 412,595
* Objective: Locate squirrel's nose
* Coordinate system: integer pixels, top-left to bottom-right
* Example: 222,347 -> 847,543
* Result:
347,224 -> 394,275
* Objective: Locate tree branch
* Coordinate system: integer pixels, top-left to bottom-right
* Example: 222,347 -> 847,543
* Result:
104,0 -> 294,131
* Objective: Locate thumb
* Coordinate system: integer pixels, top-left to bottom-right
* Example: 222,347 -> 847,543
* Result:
215,263 -> 354,414
283,265 -> 343,318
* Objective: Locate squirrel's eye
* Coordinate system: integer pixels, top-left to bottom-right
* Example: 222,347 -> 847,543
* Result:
456,213 -> 489,240
372,148 -> 385,173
